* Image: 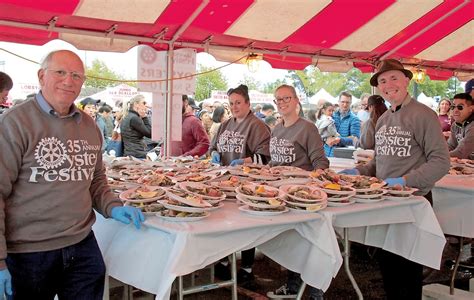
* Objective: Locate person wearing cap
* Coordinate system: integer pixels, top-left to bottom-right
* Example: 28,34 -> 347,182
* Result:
447,92 -> 474,159
356,95 -> 387,150
78,97 -> 100,120
0,50 -> 144,299
340,59 -> 450,299
170,95 -> 209,157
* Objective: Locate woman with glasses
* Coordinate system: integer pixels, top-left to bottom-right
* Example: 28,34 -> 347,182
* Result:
120,95 -> 151,158
357,95 -> 388,150
267,84 -> 329,300
209,84 -> 271,287
437,98 -> 452,139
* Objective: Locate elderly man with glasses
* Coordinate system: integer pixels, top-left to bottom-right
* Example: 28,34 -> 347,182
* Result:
447,92 -> 474,159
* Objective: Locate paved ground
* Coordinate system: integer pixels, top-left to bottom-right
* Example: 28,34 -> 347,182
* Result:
110,239 -> 473,299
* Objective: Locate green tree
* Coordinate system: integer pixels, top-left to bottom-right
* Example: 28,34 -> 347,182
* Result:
262,79 -> 288,94
409,76 -> 463,99
194,65 -> 228,101
85,59 -> 127,88
238,74 -> 261,90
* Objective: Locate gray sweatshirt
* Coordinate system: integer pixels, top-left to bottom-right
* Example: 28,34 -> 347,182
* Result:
210,111 -> 271,166
357,95 -> 450,195
270,117 -> 329,171
0,97 -> 122,268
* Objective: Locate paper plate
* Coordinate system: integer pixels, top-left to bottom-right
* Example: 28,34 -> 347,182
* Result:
279,185 -> 327,203
321,186 -> 356,196
382,187 -> 418,196
327,199 -> 356,206
156,211 -> 210,222
283,198 -> 327,211
165,190 -> 213,208
159,200 -> 209,213
238,205 -> 289,216
235,194 -> 284,209
354,190 -> 387,199
124,202 -> 164,215
119,187 -> 166,203
178,182 -> 226,200
327,192 -> 356,202
235,184 -> 282,201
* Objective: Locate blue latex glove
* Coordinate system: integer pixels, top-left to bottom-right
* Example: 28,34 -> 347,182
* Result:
0,269 -> 12,297
111,206 -> 145,229
229,159 -> 244,166
211,151 -> 221,164
385,177 -> 406,187
338,168 -> 360,175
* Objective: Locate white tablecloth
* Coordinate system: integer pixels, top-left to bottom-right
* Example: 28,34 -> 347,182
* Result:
93,202 -> 342,299
433,176 -> 474,238
320,198 -> 446,269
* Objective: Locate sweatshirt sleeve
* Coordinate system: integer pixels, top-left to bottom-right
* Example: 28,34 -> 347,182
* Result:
89,126 -> 123,217
449,124 -> 474,159
0,117 -> 22,269
404,113 -> 450,190
307,124 -> 330,170
247,121 -> 271,162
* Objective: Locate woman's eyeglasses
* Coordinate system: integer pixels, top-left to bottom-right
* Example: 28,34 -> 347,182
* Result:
273,96 -> 293,104
450,105 -> 465,111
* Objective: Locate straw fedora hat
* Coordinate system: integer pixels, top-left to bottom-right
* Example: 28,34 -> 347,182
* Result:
370,59 -> 413,87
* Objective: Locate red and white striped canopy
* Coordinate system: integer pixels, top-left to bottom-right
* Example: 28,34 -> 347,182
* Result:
0,0 -> 472,80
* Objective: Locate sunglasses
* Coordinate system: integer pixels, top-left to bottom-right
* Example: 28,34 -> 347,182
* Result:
450,105 -> 465,111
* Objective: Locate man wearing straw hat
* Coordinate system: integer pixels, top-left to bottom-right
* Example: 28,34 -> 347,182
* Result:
341,59 -> 450,299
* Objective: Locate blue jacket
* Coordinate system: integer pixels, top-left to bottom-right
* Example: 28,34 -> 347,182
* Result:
324,110 -> 360,157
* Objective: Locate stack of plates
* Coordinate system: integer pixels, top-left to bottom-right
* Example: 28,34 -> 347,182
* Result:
352,184 -> 387,203
157,188 -> 214,222
208,175 -> 251,199
178,182 -> 226,207
321,185 -> 357,206
382,186 -> 418,201
119,186 -> 167,203
279,185 -> 327,212
235,184 -> 288,215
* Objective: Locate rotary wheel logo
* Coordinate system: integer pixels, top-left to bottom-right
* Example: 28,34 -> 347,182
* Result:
34,137 -> 67,169
140,47 -> 156,64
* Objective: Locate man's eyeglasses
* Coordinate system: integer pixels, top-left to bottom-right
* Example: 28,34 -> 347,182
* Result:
450,105 -> 465,111
46,69 -> 86,82
273,96 -> 293,104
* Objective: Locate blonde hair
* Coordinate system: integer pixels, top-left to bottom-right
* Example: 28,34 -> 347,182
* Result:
124,94 -> 146,116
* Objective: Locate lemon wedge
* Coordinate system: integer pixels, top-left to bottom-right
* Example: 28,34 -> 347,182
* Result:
306,205 -> 320,212
138,191 -> 158,198
324,183 -> 341,190
255,186 -> 266,193
268,198 -> 281,206
243,166 -> 251,173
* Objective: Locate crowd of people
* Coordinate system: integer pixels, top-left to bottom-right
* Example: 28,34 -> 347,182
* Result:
0,52 -> 473,299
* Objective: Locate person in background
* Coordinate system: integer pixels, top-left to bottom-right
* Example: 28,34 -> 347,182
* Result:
209,105 -> 228,142
326,91 -> 360,156
199,110 -> 213,136
264,115 -> 277,130
261,104 -> 275,119
0,49 -> 143,299
306,108 -> 318,124
170,95 -> 209,157
268,84 -> 328,300
0,72 -> 13,114
357,93 -> 370,122
296,101 -> 305,118
437,98 -> 452,139
316,102 -> 339,156
78,97 -> 100,120
340,59 -> 450,299
253,103 -> 265,118
202,100 -> 214,114
465,78 -> 474,98
209,84 -> 271,287
97,105 -> 113,151
447,93 -> 473,159
120,94 -> 152,158
356,95 -> 387,150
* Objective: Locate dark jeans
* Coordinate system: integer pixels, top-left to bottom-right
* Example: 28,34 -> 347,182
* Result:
6,231 -> 106,300
376,191 -> 433,300
287,270 -> 324,299
241,248 -> 255,268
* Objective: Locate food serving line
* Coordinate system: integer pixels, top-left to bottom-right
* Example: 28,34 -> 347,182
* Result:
93,157 -> 448,299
